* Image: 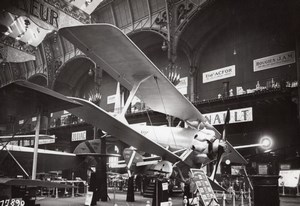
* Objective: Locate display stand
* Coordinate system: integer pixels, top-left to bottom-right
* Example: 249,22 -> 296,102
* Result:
251,175 -> 280,206
279,170 -> 300,196
152,177 -> 169,206
190,169 -> 220,206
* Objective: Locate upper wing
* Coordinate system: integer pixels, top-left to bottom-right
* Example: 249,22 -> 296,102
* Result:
67,97 -> 182,164
59,24 -> 206,123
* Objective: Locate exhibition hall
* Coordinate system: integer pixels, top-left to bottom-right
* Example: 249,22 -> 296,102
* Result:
0,0 -> 300,205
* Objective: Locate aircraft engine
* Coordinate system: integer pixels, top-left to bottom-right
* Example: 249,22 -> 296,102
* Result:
191,128 -> 226,162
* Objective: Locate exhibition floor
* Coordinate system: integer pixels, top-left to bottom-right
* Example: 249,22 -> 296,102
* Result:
36,192 -> 300,206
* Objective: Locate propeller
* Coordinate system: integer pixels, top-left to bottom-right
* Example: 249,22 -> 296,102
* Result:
210,109 -> 230,181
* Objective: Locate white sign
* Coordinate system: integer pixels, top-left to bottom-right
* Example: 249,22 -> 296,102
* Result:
253,51 -> 295,72
162,182 -> 169,191
9,137 -> 55,146
107,94 -> 116,104
175,77 -> 188,95
84,191 -> 93,206
38,138 -> 55,145
71,130 -> 86,142
279,170 -> 300,187
203,65 -> 235,83
280,164 -> 291,170
258,164 -> 268,175
203,107 -> 253,125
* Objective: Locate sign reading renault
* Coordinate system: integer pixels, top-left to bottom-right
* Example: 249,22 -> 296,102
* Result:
203,65 -> 235,83
253,51 -> 295,72
203,107 -> 253,125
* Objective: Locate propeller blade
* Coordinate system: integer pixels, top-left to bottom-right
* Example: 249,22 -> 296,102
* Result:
211,109 -> 230,181
222,108 -> 230,140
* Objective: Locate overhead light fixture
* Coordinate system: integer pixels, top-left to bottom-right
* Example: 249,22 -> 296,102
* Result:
225,159 -> 231,165
233,48 -> 237,55
161,41 -> 168,51
234,136 -> 273,150
88,68 -> 94,76
163,63 -> 181,85
260,136 -> 273,150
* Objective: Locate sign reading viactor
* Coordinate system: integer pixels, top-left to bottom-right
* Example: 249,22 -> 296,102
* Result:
254,51 -> 295,72
203,65 -> 235,83
203,107 -> 253,126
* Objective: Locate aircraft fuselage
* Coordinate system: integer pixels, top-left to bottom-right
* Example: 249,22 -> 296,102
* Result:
129,125 -> 198,151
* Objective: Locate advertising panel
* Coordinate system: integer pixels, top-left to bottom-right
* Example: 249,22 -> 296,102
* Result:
203,65 -> 235,83
253,51 -> 295,72
203,107 -> 253,126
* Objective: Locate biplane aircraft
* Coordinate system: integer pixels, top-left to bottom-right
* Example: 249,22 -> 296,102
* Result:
58,23 -> 247,180
0,24 -> 248,202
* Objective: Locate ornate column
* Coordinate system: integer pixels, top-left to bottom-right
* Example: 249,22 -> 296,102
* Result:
165,0 -> 180,65
189,66 -> 196,102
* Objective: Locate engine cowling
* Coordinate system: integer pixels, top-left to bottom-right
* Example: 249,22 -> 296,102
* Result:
191,128 -> 225,164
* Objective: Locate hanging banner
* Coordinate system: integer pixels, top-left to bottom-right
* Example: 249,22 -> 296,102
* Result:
203,107 -> 253,125
203,65 -> 235,83
175,77 -> 188,95
253,51 -> 295,72
107,94 -> 116,104
71,130 -> 86,142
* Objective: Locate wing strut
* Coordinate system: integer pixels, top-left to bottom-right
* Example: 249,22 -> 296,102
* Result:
120,75 -> 153,117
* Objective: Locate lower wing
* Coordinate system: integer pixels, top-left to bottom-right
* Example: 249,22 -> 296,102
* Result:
67,97 -> 182,164
0,145 -> 81,176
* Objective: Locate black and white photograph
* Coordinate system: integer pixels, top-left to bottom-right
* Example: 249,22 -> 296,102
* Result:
0,0 -> 300,205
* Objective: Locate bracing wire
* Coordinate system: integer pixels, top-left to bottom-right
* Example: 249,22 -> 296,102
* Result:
154,76 -> 177,148
138,91 -> 159,143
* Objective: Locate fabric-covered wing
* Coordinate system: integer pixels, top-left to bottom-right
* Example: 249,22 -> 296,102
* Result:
67,97 -> 181,164
0,145 -> 81,175
59,24 -> 206,123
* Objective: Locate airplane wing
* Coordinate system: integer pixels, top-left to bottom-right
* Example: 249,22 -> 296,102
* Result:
0,145 -> 81,175
67,97 -> 182,164
59,24 -> 206,124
